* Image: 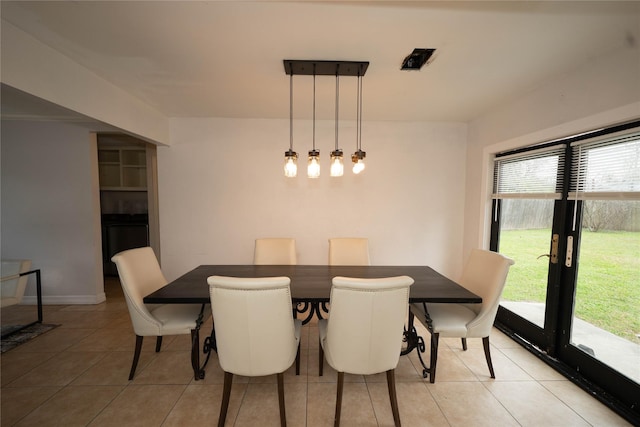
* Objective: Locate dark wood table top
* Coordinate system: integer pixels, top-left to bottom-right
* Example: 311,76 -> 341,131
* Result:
143,265 -> 481,305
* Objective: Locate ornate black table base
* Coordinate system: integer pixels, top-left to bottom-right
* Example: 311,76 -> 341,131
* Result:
402,326 -> 429,378
401,310 -> 432,379
191,304 -> 215,380
294,301 -> 329,324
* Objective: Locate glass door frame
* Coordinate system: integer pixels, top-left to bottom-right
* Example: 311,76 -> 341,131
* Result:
489,122 -> 640,422
556,166 -> 640,423
490,142 -> 571,357
491,196 -> 568,357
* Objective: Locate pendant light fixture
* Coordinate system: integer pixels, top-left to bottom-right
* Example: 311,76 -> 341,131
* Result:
283,59 -> 369,178
352,69 -> 366,174
330,70 -> 344,177
308,71 -> 320,178
283,72 -> 297,177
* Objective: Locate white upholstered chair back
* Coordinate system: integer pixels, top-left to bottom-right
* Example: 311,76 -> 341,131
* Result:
254,238 -> 297,265
458,249 -> 515,337
328,238 -> 370,266
208,275 -> 301,376
112,247 -> 168,336
321,276 -> 413,375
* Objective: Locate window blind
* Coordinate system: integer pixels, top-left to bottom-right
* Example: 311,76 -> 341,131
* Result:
493,145 -> 566,200
569,131 -> 640,201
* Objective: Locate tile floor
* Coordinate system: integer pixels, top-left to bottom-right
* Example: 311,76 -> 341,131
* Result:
0,279 -> 632,426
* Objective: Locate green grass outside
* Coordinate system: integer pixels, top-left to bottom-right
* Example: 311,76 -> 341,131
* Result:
499,229 -> 640,341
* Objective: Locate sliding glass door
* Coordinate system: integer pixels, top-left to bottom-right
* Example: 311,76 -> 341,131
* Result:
560,131 -> 640,409
490,122 -> 640,417
568,200 -> 639,382
491,144 -> 566,353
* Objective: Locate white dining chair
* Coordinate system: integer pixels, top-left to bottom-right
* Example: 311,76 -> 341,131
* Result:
208,275 -> 302,427
254,238 -> 297,265
111,247 -> 209,380
319,275 -> 414,427
328,238 -> 370,266
410,249 -> 514,383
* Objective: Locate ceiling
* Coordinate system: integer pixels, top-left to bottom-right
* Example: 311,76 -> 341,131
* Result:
1,1 -> 639,124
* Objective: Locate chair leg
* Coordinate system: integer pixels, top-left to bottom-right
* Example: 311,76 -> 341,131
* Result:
461,337 -> 467,351
295,343 -> 300,375
482,336 -> 496,378
429,332 -> 439,384
155,336 -> 163,352
218,371 -> 233,427
129,335 -> 144,380
277,372 -> 287,427
334,372 -> 344,427
386,369 -> 401,427
319,344 -> 324,376
191,328 -> 202,380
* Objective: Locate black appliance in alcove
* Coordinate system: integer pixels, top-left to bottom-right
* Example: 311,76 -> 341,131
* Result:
102,214 -> 149,276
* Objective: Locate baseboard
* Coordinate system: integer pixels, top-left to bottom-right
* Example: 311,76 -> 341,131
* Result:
21,292 -> 106,305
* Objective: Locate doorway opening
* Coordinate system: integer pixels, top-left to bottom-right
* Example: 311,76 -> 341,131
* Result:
97,133 -> 159,277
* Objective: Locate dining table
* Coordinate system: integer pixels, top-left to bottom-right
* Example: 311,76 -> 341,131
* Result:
143,264 -> 481,380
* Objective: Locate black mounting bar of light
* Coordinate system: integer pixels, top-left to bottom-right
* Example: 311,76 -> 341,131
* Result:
284,60 -> 369,76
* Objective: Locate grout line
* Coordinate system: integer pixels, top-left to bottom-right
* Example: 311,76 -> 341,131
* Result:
86,382 -> 129,426
160,382 -> 190,426
479,380 -> 524,426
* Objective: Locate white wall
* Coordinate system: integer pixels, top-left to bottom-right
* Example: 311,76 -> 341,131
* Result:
463,46 -> 640,256
158,118 -> 467,281
1,120 -> 105,304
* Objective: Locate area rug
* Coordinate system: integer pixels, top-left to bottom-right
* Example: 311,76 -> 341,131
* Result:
1,323 -> 59,353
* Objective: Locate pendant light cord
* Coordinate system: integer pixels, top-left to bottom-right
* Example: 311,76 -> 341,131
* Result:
289,72 -> 293,151
335,72 -> 339,150
358,73 -> 363,151
313,71 -> 316,151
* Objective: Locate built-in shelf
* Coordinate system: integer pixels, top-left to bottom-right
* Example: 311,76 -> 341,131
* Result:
98,148 -> 147,190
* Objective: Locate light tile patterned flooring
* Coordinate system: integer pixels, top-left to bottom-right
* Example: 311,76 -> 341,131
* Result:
0,279 -> 631,426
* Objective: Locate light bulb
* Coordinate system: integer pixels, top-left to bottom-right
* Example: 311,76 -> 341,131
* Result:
351,150 -> 366,174
331,156 -> 344,176
307,151 -> 320,178
330,150 -> 344,177
284,157 -> 297,177
284,150 -> 297,177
